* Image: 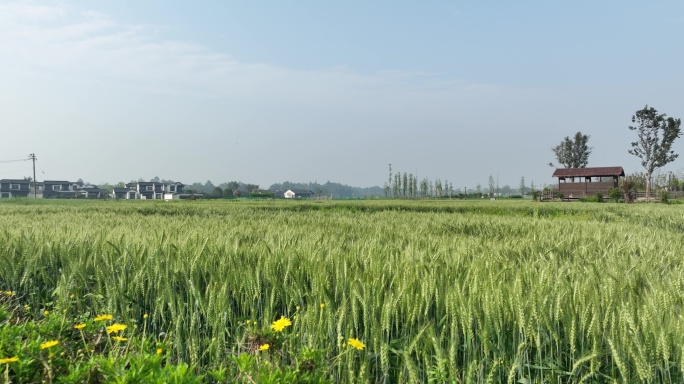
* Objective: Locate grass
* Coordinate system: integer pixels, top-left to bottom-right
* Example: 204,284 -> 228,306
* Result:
1,198 -> 684,382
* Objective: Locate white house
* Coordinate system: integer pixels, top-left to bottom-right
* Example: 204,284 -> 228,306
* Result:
284,189 -> 315,199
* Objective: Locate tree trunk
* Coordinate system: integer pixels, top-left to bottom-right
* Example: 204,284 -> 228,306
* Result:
646,171 -> 652,200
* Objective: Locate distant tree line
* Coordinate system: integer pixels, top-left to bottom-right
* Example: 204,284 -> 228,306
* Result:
269,181 -> 383,198
184,180 -> 259,199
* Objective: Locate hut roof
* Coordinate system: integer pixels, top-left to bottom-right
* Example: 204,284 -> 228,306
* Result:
552,167 -> 625,178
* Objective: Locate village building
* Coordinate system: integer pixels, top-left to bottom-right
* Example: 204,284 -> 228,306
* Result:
552,166 -> 624,199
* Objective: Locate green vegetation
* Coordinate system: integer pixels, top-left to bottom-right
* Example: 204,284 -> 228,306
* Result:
1,199 -> 684,382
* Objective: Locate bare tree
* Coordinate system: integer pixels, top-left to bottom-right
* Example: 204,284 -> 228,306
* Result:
628,105 -> 682,198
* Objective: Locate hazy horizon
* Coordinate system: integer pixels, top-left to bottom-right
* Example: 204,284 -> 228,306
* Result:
2,1 -> 683,190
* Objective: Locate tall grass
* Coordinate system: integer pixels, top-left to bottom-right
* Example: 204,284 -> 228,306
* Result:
1,199 -> 684,382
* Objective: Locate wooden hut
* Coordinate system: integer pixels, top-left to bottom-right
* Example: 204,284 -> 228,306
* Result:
552,167 -> 624,199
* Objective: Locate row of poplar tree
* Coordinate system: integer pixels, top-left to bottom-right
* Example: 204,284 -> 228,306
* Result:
383,164 -> 455,198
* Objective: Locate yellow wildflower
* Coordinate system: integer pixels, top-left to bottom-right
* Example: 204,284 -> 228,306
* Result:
70,294 -> 75,299
259,344 -> 270,351
296,305 -> 300,311
347,338 -> 366,350
94,314 -> 113,322
4,291 -> 15,296
143,313 -> 148,319
74,323 -> 86,330
44,310 -> 49,316
156,348 -> 163,355
270,316 -> 292,332
246,320 -> 251,324
106,323 -> 127,334
320,303 -> 325,309
112,336 -> 127,342
0,356 -> 19,364
40,340 -> 60,349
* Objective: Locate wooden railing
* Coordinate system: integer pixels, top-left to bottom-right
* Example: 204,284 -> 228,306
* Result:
541,190 -> 684,201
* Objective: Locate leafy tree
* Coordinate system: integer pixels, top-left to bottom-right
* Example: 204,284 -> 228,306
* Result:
420,178 -> 428,197
628,105 -> 682,198
488,175 -> 495,198
210,187 -> 223,199
223,188 -> 234,198
244,184 -> 259,193
402,173 -> 408,197
385,164 -> 392,198
551,132 -> 592,168
233,189 -> 242,197
203,180 -> 215,194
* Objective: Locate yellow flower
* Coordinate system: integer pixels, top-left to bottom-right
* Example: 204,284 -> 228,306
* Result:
246,320 -> 251,324
70,294 -> 75,299
94,314 -> 113,322
259,344 -> 270,351
143,313 -> 149,319
0,356 -> 19,364
74,323 -> 86,330
270,316 -> 292,332
112,336 -> 128,342
4,291 -> 15,296
40,340 -> 60,350
347,338 -> 366,350
44,310 -> 49,316
156,348 -> 163,355
320,303 -> 325,309
296,305 -> 301,311
106,323 -> 127,334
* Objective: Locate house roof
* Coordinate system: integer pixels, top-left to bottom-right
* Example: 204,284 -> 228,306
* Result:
43,180 -> 72,184
552,167 -> 625,178
0,179 -> 30,183
113,188 -> 136,193
286,189 -> 315,195
129,181 -> 183,186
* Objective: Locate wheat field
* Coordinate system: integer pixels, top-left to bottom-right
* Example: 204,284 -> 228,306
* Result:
1,199 -> 683,383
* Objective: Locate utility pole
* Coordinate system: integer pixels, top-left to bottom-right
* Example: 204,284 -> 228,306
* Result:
29,153 -> 37,199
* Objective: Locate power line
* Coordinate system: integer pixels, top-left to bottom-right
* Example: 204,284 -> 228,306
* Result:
0,158 -> 30,164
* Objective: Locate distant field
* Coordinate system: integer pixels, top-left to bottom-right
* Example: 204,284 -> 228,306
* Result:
1,199 -> 684,382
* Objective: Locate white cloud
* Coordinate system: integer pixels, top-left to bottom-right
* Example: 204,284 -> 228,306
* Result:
0,2 -> 524,121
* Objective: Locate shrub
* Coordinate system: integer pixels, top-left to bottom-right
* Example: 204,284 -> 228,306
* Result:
580,193 -> 604,203
531,190 -> 541,201
608,187 -> 622,203
620,180 -> 636,203
659,189 -> 670,204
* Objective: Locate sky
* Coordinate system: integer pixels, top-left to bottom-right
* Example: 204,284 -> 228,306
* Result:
1,1 -> 684,189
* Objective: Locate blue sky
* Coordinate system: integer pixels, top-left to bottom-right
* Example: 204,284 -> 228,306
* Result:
1,1 -> 683,189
